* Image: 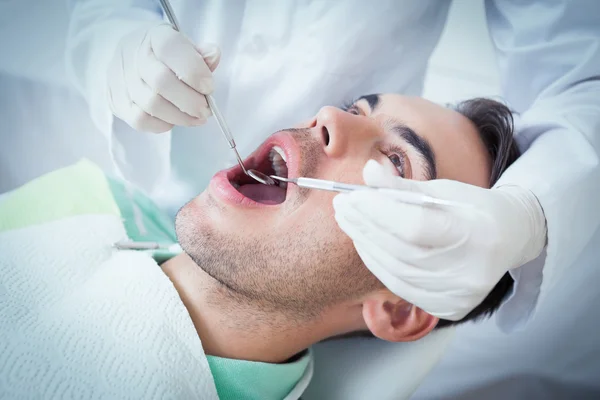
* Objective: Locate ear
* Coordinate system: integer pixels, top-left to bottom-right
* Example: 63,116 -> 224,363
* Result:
362,292 -> 439,342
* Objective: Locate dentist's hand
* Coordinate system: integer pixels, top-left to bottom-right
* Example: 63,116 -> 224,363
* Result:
107,24 -> 221,133
333,160 -> 547,321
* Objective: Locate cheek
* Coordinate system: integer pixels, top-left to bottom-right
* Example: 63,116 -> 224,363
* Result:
289,193 -> 355,250
318,159 -> 368,186
276,194 -> 349,255
285,194 -> 336,233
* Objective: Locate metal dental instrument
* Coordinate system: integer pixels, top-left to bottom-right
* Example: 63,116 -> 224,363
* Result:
270,176 -> 469,208
113,240 -> 181,251
158,0 -> 275,186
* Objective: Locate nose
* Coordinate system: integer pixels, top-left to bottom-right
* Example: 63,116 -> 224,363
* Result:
313,106 -> 378,158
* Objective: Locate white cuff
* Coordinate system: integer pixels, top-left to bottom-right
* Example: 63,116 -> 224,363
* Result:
495,250 -> 545,333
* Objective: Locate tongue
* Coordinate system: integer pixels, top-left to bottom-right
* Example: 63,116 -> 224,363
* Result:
237,184 -> 286,205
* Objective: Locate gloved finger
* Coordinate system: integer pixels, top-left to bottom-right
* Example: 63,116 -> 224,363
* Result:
333,192 -> 419,247
353,244 -> 457,318
334,190 -> 465,248
150,25 -> 214,95
195,42 -> 221,72
334,196 -> 437,265
362,159 -> 425,193
127,102 -> 174,133
344,214 -> 450,271
363,159 -> 479,205
126,45 -> 202,127
352,241 -> 426,294
128,67 -> 205,126
336,207 -> 457,292
355,240 -> 476,321
138,49 -> 210,120
351,239 -> 435,285
346,221 -> 460,287
108,46 -> 173,133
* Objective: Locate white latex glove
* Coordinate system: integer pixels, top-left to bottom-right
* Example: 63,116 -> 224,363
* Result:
107,23 -> 221,133
333,160 -> 547,321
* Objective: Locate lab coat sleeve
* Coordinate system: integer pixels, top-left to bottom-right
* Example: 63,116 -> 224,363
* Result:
66,0 -> 163,135
65,0 -> 172,193
485,0 -> 600,331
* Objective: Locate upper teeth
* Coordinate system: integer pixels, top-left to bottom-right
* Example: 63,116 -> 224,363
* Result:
269,146 -> 288,186
272,146 -> 287,162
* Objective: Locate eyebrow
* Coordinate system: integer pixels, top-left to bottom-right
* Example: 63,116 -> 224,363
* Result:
391,124 -> 437,180
356,94 -> 380,111
355,94 -> 437,180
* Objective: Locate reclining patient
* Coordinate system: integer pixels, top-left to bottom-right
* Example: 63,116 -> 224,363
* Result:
0,94 -> 519,399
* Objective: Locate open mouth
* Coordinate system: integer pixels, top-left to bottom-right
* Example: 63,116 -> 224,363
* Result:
229,145 -> 289,205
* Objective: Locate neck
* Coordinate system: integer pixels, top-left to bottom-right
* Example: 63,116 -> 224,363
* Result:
161,253 -> 358,363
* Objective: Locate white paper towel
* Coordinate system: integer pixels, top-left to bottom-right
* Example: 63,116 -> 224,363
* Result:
0,214 -> 218,399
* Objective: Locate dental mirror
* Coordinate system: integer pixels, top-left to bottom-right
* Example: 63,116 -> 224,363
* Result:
247,169 -> 276,185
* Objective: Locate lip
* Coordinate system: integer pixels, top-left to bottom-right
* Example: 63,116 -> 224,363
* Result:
209,131 -> 301,208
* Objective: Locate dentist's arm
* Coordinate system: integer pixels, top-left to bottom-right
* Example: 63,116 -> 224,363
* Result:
483,0 -> 600,330
66,0 -> 220,134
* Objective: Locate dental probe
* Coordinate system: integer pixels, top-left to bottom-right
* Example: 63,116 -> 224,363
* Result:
158,0 -> 275,186
269,176 -> 469,208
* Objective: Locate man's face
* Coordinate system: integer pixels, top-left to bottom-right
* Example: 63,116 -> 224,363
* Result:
176,94 -> 491,318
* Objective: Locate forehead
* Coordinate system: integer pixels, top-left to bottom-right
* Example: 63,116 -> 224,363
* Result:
361,94 -> 491,187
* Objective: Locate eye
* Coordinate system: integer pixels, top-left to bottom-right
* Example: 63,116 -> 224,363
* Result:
346,105 -> 360,116
385,152 -> 406,178
388,153 -> 405,177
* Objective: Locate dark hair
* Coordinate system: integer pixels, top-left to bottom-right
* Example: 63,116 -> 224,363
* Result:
436,98 -> 520,328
